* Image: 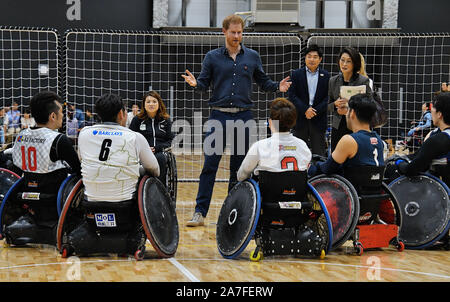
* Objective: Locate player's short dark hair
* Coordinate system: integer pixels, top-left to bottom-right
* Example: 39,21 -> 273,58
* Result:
432,91 -> 450,125
95,93 -> 126,123
269,98 -> 297,132
305,43 -> 323,58
30,91 -> 61,124
338,47 -> 362,78
348,93 -> 377,124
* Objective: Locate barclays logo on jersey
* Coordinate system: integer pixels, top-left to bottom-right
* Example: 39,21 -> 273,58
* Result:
92,130 -> 123,136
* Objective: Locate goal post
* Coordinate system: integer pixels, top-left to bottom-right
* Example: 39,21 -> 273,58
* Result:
63,29 -> 302,182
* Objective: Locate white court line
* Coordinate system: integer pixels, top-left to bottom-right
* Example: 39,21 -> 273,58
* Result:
0,259 -> 130,270
168,258 -> 200,282
167,258 -> 450,280
0,258 -> 201,282
0,256 -> 447,281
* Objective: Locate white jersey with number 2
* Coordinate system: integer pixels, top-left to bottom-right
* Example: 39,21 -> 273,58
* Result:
237,132 -> 312,181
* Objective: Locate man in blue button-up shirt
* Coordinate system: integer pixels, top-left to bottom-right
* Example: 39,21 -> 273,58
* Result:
182,14 -> 291,226
288,44 -> 330,157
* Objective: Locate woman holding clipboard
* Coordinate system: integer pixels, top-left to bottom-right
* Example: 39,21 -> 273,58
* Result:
328,47 -> 372,152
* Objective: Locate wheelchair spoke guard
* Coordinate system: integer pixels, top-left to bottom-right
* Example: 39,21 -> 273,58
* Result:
389,174 -> 449,249
216,179 -> 261,259
138,175 -> 179,258
309,174 -> 359,250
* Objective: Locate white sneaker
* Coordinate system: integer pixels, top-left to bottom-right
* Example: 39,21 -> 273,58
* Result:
186,212 -> 204,227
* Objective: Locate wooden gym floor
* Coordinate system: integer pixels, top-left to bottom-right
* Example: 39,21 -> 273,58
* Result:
0,181 -> 448,282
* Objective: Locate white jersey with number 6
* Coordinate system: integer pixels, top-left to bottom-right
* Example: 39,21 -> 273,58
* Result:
79,123 -> 159,202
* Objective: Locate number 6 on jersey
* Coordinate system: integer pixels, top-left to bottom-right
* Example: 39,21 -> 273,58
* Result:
99,139 -> 112,161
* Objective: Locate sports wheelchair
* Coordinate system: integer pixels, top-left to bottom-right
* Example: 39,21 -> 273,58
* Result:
384,156 -> 450,250
309,164 -> 404,255
0,171 -> 75,246
216,171 -> 333,261
56,174 -> 179,260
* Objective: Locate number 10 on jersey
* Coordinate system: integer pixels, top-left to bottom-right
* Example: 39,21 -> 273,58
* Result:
20,146 -> 37,171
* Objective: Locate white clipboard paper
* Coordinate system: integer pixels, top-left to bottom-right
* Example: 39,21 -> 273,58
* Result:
340,85 -> 366,100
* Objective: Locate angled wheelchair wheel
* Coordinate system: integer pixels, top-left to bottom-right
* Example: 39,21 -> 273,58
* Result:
138,175 -> 179,258
306,183 -> 334,254
216,179 -> 261,259
57,174 -> 80,216
56,179 -> 85,253
377,182 -> 402,227
389,173 -> 449,249
0,168 -> 21,202
309,174 -> 360,251
0,175 -> 24,238
165,151 -> 178,208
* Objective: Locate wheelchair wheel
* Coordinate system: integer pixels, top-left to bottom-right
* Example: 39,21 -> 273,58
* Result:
309,174 -> 359,251
165,151 -> 177,208
0,177 -> 26,237
56,179 -> 85,253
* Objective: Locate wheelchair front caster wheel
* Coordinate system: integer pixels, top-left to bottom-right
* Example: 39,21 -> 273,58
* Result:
134,249 -> 145,261
61,245 -> 74,258
354,242 -> 363,256
319,249 -> 326,260
250,250 -> 263,262
396,241 -> 405,252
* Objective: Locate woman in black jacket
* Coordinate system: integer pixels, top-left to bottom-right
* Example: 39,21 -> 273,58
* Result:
328,47 -> 373,152
129,91 -> 174,185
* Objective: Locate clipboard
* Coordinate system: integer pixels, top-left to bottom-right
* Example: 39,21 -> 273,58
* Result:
340,85 -> 366,100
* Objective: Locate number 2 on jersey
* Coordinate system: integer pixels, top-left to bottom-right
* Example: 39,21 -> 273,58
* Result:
281,156 -> 299,171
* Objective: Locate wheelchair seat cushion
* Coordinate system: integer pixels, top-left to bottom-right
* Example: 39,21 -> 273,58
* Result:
81,198 -> 137,231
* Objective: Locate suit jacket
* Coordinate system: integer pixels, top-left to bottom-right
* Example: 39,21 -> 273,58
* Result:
288,67 -> 330,132
328,73 -> 372,129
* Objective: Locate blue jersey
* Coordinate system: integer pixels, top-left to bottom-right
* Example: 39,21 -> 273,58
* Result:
344,130 -> 385,168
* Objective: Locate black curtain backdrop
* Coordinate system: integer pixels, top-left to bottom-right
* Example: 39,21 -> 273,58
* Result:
398,0 -> 449,32
0,0 -> 153,32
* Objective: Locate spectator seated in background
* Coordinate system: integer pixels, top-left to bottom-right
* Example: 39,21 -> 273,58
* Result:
402,102 -> 432,149
21,109 -> 36,129
5,101 -> 21,145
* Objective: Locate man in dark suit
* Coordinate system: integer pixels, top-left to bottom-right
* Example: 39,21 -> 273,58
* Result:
288,44 -> 330,156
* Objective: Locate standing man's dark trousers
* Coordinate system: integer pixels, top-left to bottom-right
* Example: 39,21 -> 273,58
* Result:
293,120 -> 326,156
330,117 -> 352,153
195,109 -> 253,217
